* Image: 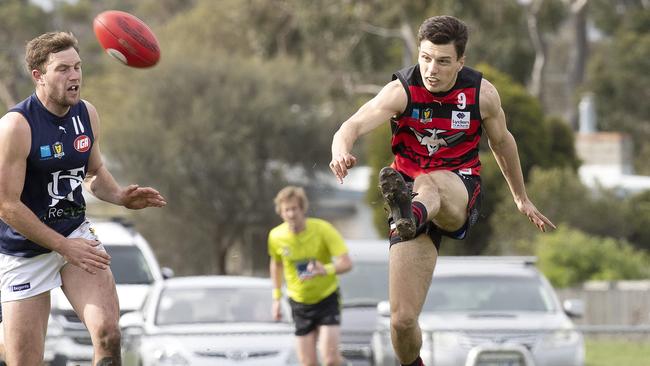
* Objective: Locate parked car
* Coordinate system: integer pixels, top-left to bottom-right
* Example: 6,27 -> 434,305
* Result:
372,256 -> 585,366
45,217 -> 172,366
338,239 -> 390,365
119,275 -> 299,366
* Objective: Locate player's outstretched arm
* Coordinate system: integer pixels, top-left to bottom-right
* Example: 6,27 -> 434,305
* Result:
330,80 -> 407,183
481,79 -> 555,232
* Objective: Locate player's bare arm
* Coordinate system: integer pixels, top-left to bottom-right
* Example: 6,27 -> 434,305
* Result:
270,259 -> 284,320
0,112 -> 110,273
83,100 -> 166,209
480,79 -> 555,232
330,80 -> 407,183
308,253 -> 353,276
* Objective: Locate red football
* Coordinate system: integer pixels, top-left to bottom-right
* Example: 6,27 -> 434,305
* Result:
93,10 -> 160,68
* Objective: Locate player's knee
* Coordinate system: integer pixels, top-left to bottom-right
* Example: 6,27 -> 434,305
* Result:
390,311 -> 418,334
323,357 -> 343,366
321,346 -> 342,366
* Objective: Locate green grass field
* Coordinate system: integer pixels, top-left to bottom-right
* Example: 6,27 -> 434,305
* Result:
585,338 -> 650,366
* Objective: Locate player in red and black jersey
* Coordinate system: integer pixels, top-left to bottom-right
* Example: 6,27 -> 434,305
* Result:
330,16 -> 555,366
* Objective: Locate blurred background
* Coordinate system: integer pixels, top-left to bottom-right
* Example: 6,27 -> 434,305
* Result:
2,0 -> 649,313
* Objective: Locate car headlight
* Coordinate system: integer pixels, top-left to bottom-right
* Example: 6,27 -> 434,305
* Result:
540,329 -> 582,348
152,348 -> 190,365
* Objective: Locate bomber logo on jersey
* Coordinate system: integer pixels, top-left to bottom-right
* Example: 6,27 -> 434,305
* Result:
452,110 -> 470,129
40,145 -> 52,159
410,127 -> 466,156
53,142 -> 65,159
74,135 -> 91,152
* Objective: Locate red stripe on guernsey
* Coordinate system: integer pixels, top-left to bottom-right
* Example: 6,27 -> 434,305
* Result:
409,85 -> 477,105
398,117 -> 482,134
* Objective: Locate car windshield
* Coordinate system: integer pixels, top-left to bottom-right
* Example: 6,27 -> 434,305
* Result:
338,261 -> 389,305
155,287 -> 277,325
423,275 -> 556,313
105,245 -> 155,285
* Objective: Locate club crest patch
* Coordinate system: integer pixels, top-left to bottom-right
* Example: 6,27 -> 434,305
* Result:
53,142 -> 65,159
421,108 -> 433,123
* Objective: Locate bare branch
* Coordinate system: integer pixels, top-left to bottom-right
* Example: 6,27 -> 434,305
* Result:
0,78 -> 16,109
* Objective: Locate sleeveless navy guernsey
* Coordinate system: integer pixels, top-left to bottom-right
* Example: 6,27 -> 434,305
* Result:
390,65 -> 483,179
0,94 -> 94,257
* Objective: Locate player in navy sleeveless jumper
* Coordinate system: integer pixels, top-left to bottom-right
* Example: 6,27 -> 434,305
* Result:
330,16 -> 554,366
0,32 -> 166,366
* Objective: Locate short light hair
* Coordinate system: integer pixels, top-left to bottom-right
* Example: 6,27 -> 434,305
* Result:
25,31 -> 79,73
274,186 -> 309,214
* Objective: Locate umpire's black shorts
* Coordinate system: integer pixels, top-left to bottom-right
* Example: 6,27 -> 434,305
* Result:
288,289 -> 341,336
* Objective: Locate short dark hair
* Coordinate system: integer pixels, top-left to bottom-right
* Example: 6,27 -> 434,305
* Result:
417,16 -> 468,59
25,32 -> 79,73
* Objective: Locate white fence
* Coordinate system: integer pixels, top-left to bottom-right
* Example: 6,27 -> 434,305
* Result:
556,280 -> 650,338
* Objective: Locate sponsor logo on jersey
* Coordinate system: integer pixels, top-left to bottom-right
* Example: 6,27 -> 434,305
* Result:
452,110 -> 470,129
11,282 -> 31,292
40,145 -> 52,159
74,135 -> 91,152
53,142 -> 65,159
411,108 -> 420,119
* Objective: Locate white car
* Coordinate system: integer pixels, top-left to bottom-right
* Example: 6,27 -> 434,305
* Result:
338,239 -> 390,365
120,275 -> 300,366
45,218 -> 172,366
372,256 -> 585,366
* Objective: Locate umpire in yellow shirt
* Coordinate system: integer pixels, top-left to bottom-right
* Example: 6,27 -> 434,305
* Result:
268,186 -> 353,366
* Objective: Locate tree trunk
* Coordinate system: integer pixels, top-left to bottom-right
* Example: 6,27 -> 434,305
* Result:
526,0 -> 546,104
0,78 -> 16,109
566,0 -> 589,129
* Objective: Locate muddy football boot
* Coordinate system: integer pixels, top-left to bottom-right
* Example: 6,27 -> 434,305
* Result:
379,167 -> 416,240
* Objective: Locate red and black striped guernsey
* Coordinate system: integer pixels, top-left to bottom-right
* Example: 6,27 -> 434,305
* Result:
390,64 -> 483,179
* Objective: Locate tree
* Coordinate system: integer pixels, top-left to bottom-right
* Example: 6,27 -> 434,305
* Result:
535,225 -> 650,288
0,0 -> 49,111
82,1 -> 350,273
489,167 -> 650,254
587,4 -> 650,174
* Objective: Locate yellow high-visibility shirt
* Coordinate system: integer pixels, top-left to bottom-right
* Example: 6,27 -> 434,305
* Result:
268,218 -> 348,304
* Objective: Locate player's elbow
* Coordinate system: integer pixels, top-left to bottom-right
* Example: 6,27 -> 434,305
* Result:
489,131 -> 515,153
334,122 -> 359,143
0,196 -> 20,222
